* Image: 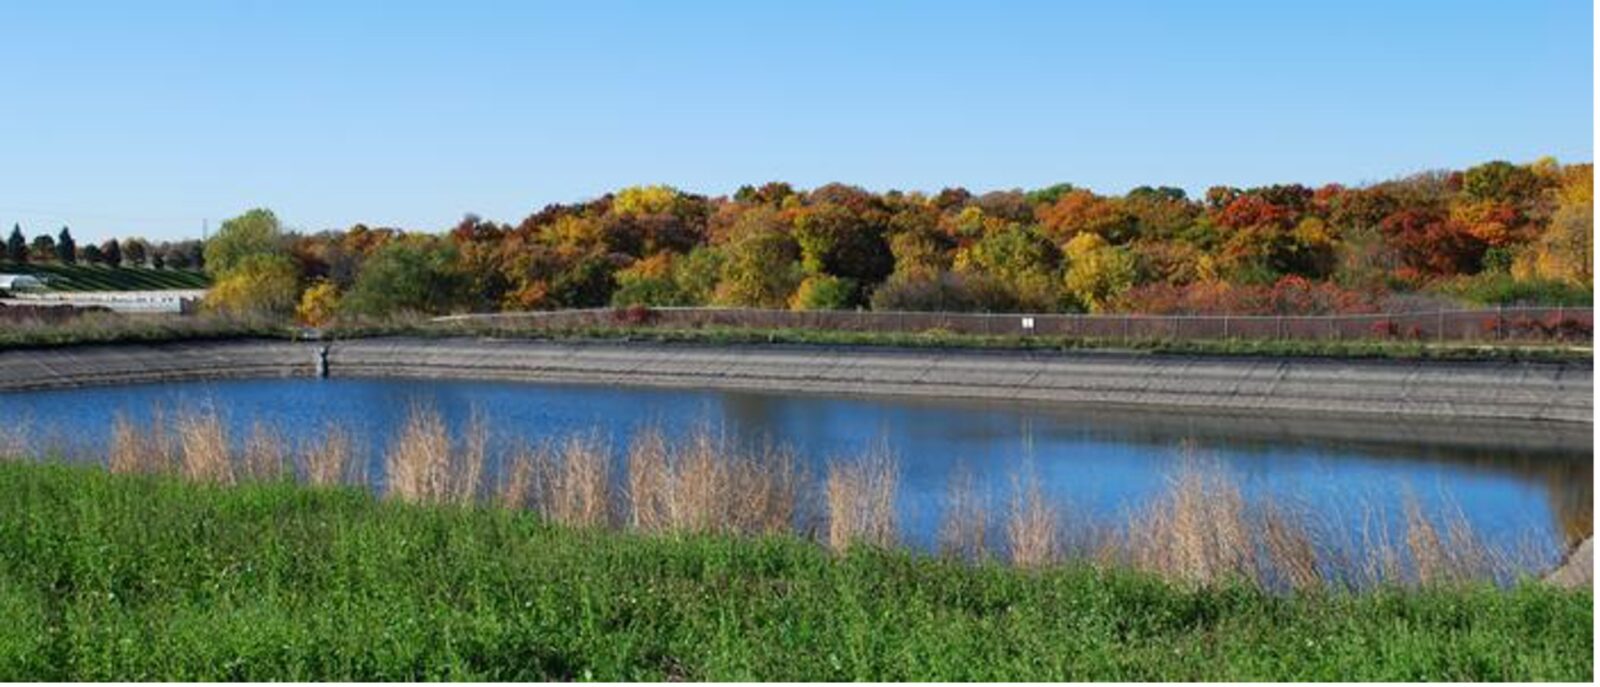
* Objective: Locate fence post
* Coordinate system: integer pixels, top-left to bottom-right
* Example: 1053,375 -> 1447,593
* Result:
1275,316 -> 1283,341
1436,308 -> 1444,344
1123,315 -> 1131,343
1222,314 -> 1230,340
1497,304 -> 1504,341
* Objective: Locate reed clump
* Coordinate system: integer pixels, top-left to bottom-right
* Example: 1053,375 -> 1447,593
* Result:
625,428 -> 806,537
384,405 -> 487,504
299,422 -> 354,487
532,435 -> 613,529
938,464 -> 989,562
241,421 -> 289,482
1006,463 -> 1060,568
825,448 -> 899,553
175,409 -> 233,485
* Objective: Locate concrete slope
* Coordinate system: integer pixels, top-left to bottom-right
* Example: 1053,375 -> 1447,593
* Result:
327,338 -> 1592,424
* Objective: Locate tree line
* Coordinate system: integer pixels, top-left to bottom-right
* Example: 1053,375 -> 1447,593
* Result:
40,158 -> 1600,325
3,225 -> 204,270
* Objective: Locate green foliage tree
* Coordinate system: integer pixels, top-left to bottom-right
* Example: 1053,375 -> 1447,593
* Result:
339,239 -> 467,318
204,209 -> 285,276
715,225 -> 802,308
28,234 -> 54,263
80,243 -> 103,264
789,274 -> 857,311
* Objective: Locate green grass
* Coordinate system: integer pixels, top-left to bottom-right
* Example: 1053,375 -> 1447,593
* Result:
0,261 -> 209,291
0,461 -> 1589,681
401,321 -> 1593,362
0,311 -> 1589,362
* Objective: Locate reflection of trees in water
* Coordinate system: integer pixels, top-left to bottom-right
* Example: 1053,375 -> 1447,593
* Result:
1544,460 -> 1593,545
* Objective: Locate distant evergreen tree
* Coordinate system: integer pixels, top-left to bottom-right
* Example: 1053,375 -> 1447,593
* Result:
6,224 -> 27,263
56,227 -> 77,264
80,243 -> 103,265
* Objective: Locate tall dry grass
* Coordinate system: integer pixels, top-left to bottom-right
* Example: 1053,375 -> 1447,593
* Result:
109,410 -> 167,475
938,464 -> 989,561
299,422 -> 354,487
532,435 -> 613,528
175,409 -> 233,485
1125,458 -> 1256,586
384,405 -> 486,504
825,448 -> 899,553
241,421 -> 288,482
1006,463 -> 1060,569
624,427 -> 806,536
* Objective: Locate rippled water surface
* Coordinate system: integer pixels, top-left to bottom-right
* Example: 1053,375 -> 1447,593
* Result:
1,377 -> 1590,565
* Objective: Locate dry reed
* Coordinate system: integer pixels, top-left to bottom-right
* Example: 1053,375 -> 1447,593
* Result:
1126,458 -> 1254,586
384,405 -> 487,504
300,422 -> 353,487
1006,463 -> 1059,568
241,421 -> 288,482
825,448 -> 899,553
533,435 -> 612,528
938,464 -> 989,561
175,409 -> 232,485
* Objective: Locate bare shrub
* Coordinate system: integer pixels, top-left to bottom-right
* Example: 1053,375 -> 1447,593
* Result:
626,428 -> 671,531
825,448 -> 899,553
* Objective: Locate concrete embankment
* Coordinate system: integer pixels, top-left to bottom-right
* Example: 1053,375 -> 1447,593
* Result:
0,337 -> 1590,423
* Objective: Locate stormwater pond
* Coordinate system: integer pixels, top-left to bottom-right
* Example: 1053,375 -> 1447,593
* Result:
1,377 -> 1590,576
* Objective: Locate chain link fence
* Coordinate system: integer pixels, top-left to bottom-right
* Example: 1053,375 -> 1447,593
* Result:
434,306 -> 1593,344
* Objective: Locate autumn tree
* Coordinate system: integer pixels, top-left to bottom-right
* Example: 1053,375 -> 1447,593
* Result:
340,238 -> 467,318
714,215 -> 802,308
1061,233 -> 1137,312
204,208 -> 285,276
204,253 -> 300,317
100,239 -> 122,268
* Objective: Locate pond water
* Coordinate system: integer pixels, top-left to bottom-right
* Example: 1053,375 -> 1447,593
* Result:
1,377 -> 1590,569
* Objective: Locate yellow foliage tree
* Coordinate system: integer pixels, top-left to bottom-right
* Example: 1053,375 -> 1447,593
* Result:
204,254 -> 300,318
1514,164 -> 1593,285
295,280 -> 341,326
1062,233 -> 1137,312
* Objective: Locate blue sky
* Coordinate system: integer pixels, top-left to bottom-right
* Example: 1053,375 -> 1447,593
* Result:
0,0 -> 1591,243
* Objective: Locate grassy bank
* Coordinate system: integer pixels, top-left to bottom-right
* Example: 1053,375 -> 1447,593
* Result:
0,310 -> 1590,361
0,460 -> 1589,681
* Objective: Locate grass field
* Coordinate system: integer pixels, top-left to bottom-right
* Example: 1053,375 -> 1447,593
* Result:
0,461 -> 1589,681
0,261 -> 208,291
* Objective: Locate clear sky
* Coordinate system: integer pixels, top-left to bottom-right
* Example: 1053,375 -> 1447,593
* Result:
0,0 -> 1591,243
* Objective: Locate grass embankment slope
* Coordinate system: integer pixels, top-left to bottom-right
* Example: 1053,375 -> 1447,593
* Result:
0,461 -> 1588,681
0,262 -> 208,291
4,314 -> 1587,362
